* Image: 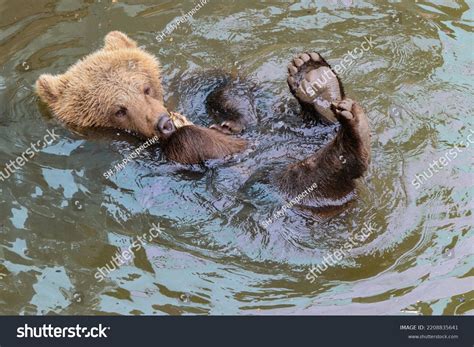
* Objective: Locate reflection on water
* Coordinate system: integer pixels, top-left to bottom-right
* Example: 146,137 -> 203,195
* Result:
0,0 -> 472,315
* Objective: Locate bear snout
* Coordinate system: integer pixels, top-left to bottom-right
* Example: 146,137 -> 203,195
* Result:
155,113 -> 175,139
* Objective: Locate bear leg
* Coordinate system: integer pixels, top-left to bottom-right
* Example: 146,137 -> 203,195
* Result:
206,76 -> 257,134
277,98 -> 370,207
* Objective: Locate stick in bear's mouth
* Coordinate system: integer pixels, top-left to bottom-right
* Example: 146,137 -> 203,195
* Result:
169,112 -> 194,128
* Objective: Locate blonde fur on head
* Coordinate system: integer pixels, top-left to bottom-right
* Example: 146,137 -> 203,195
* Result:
35,31 -> 172,139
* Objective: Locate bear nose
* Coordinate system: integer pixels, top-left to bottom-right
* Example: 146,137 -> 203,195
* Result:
155,113 -> 175,137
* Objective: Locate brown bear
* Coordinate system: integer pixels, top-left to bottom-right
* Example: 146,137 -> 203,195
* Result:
36,31 -> 370,209
35,31 -> 246,164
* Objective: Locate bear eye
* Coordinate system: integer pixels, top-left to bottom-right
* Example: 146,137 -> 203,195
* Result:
144,87 -> 151,95
115,107 -> 127,117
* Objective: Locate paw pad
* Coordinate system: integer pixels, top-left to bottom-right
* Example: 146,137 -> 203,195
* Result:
287,51 -> 343,123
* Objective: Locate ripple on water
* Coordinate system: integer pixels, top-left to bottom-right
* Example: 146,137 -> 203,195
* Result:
0,0 -> 472,315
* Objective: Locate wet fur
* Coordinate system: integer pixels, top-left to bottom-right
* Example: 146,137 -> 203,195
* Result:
206,74 -> 257,133
162,125 -> 247,164
36,30 -> 370,210
170,53 -> 370,209
268,52 -> 372,208
277,102 -> 370,205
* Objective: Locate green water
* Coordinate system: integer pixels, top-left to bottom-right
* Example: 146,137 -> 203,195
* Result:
0,0 -> 472,315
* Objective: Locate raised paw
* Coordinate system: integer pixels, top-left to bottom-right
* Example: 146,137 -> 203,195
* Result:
287,52 -> 344,123
331,99 -> 370,155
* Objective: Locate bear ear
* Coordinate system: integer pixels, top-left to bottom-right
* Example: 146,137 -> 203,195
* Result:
103,31 -> 138,50
35,74 -> 64,105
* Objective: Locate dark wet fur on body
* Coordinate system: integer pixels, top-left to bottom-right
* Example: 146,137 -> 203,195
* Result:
165,52 -> 370,210
162,125 -> 247,164
206,74 -> 257,134
277,99 -> 370,206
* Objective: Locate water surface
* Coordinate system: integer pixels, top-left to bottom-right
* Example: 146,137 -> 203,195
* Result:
0,0 -> 473,315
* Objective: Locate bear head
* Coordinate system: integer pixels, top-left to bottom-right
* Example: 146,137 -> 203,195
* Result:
36,31 -> 175,140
